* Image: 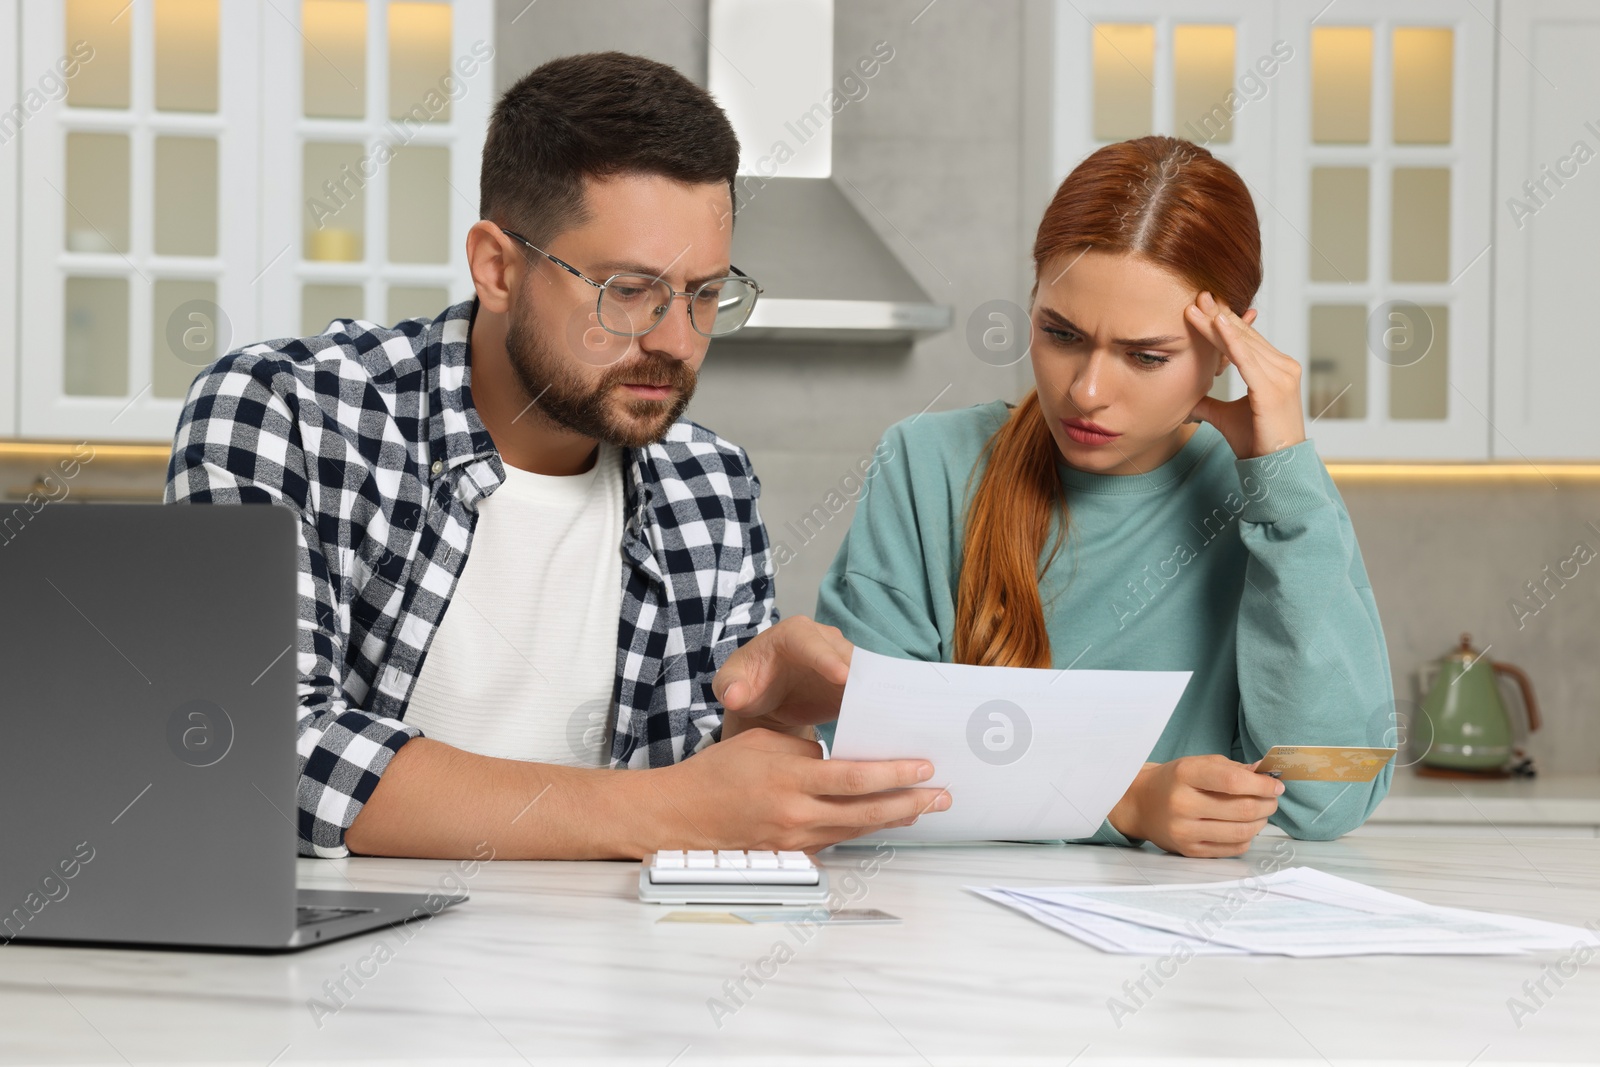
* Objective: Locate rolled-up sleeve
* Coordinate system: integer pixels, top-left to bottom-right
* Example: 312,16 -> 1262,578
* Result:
165,352 -> 419,857
696,451 -> 780,753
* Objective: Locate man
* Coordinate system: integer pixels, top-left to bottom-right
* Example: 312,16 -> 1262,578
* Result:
166,52 -> 946,860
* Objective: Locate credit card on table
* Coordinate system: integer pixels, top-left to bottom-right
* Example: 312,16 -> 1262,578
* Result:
1254,745 -> 1397,781
734,908 -> 902,925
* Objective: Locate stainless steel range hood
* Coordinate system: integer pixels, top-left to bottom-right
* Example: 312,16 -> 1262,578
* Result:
708,0 -> 952,345
730,178 -> 952,344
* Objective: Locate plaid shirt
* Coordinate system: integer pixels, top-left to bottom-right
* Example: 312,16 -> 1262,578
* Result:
165,299 -> 777,857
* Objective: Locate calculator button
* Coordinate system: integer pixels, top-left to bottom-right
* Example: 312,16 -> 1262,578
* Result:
747,851 -> 779,868
777,851 -> 812,870
685,850 -> 716,869
716,851 -> 749,868
654,851 -> 685,868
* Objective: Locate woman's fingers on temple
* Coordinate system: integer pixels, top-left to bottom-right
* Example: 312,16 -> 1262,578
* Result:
1188,297 -> 1261,382
1185,299 -> 1225,349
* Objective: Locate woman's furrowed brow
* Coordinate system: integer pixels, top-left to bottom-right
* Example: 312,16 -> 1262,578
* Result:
1038,307 -> 1185,347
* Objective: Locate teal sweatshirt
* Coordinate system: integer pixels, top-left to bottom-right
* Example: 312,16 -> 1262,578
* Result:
814,400 -> 1395,847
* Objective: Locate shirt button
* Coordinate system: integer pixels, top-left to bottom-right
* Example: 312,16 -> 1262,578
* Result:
430,459 -> 443,476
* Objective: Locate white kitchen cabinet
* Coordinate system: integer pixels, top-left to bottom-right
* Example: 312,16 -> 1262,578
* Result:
1491,0 -> 1600,460
257,0 -> 492,345
1273,0 -> 1494,460
19,0 -> 263,442
13,0 -> 491,444
1052,0 -> 1496,461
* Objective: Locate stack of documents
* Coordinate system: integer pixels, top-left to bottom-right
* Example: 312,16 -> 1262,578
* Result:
973,867 -> 1598,956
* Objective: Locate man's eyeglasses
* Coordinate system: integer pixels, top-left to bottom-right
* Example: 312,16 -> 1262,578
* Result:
498,226 -> 763,339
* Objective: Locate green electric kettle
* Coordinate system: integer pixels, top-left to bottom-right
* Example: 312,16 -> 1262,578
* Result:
1417,633 -> 1540,777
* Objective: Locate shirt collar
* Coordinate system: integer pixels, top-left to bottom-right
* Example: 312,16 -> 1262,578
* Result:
425,296 -> 654,529
425,297 -> 500,478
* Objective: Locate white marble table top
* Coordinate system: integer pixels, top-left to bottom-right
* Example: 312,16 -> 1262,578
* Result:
3,836 -> 1598,1066
1370,772 -> 1600,826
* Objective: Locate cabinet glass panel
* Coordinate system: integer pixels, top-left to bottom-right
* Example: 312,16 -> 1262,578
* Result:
65,0 -> 131,109
1386,303 -> 1448,420
303,284 -> 364,336
1307,304 -> 1367,420
1390,167 -> 1450,283
389,2 -> 453,123
1309,166 -> 1368,282
1092,24 -> 1154,141
1311,26 -> 1372,144
1173,25 -> 1236,145
388,286 -> 449,324
388,145 -> 450,264
64,132 -> 130,254
1392,27 -> 1452,144
154,137 -> 219,256
303,141 -> 367,261
64,276 -> 129,397
152,278 -> 219,399
303,0 -> 367,119
154,0 -> 219,113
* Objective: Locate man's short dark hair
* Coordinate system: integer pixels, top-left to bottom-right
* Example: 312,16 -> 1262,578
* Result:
479,51 -> 740,246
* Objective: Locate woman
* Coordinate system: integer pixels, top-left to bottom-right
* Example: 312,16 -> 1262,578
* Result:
813,136 -> 1396,858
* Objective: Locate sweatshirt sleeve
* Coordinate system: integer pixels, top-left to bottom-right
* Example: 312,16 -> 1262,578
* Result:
1231,438 -> 1395,840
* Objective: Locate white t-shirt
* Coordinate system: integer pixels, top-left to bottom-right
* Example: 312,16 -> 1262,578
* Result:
403,443 -> 626,767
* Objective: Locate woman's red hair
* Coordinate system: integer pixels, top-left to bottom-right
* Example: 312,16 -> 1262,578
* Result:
953,136 -> 1262,668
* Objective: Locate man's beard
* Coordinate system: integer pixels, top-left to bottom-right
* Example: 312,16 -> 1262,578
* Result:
504,305 -> 698,449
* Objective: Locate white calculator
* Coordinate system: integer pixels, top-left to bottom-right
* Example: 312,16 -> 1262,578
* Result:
638,850 -> 831,905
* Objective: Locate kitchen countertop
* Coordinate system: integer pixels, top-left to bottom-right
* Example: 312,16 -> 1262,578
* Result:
1368,771 -> 1600,827
3,836 -> 1598,1065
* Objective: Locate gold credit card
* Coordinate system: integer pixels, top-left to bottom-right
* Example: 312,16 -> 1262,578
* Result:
1254,745 -> 1397,782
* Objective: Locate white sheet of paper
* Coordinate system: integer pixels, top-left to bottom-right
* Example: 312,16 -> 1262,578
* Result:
969,887 -> 1248,955
993,867 -> 1598,957
829,648 -> 1191,842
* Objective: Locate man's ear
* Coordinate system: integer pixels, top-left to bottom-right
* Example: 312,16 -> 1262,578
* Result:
467,221 -> 520,315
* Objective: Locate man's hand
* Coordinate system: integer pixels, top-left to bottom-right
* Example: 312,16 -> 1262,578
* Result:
1107,755 -> 1283,858
714,616 -> 854,740
649,727 -> 949,853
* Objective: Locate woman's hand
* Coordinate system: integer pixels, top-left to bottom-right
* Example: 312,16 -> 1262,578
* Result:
1107,755 -> 1284,858
1183,291 -> 1307,460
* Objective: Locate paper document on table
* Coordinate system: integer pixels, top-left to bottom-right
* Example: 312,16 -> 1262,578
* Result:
970,888 -> 1248,955
977,866 -> 1600,956
830,648 -> 1191,843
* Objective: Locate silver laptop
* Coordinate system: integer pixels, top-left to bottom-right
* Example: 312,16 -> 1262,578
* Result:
0,502 -> 462,951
